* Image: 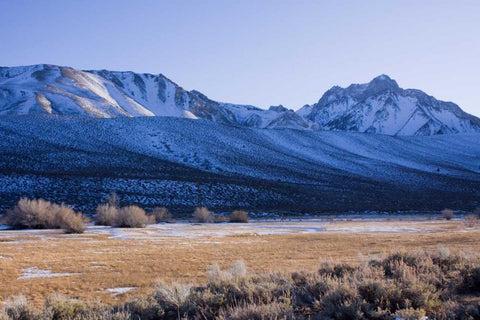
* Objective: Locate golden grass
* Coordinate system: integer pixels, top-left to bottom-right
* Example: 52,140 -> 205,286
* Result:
0,218 -> 479,306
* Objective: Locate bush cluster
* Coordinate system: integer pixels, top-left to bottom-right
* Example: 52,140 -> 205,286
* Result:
95,203 -> 151,228
193,207 -> 249,224
2,198 -> 86,234
2,250 -> 480,319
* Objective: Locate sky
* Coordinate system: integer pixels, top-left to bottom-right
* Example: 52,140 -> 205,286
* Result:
0,0 -> 479,115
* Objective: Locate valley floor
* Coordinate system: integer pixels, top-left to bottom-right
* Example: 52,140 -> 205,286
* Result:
1,217 -> 479,305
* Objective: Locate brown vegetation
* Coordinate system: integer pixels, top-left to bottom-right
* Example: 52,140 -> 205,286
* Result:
95,204 -> 118,226
95,198 -> 151,228
0,218 -> 479,308
116,206 -> 150,228
229,210 -> 249,223
193,207 -> 214,223
3,198 -> 86,234
442,208 -> 454,220
149,207 -> 172,223
2,251 -> 480,319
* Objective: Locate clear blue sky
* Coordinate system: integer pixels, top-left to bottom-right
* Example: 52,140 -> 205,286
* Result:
1,0 -> 479,115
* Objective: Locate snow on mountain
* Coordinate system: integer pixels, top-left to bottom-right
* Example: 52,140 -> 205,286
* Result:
1,65 -> 479,135
0,64 -> 308,129
298,75 -> 480,135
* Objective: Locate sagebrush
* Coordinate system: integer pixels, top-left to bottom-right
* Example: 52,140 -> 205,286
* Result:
2,250 -> 480,319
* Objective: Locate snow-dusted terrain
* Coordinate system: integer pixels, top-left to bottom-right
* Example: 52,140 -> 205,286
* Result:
0,116 -> 478,212
298,75 -> 480,135
0,64 -> 479,212
0,64 -> 312,130
1,64 -> 479,135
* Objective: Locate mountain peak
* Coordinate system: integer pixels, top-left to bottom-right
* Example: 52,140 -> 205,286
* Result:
269,105 -> 289,112
373,74 -> 392,81
366,74 -> 400,92
302,74 -> 480,135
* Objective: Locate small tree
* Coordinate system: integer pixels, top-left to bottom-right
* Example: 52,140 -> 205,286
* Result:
442,209 -> 454,221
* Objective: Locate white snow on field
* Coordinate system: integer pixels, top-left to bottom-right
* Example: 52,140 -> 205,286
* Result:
18,267 -> 83,279
75,220 -> 431,240
105,287 -> 136,296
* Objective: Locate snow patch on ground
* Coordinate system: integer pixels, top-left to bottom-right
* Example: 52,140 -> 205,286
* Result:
105,287 -> 136,296
18,267 -> 83,279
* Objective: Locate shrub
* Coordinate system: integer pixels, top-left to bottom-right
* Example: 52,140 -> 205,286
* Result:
53,207 -> 86,234
207,260 -> 248,283
2,250 -> 480,319
229,210 -> 249,223
149,207 -> 172,223
96,203 -> 151,228
123,295 -> 164,320
220,301 -> 293,320
95,204 -> 118,226
5,198 -> 52,229
1,294 -> 39,320
194,207 -> 214,223
442,208 -> 454,220
44,294 -> 89,320
116,206 -> 149,228
4,198 -> 86,234
458,266 -> 480,294
393,307 -> 426,320
155,281 -> 192,320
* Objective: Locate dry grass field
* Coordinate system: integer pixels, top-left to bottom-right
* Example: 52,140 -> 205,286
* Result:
1,218 -> 479,306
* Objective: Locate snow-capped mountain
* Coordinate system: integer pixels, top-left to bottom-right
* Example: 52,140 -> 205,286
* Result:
1,64 -> 479,135
0,64 -> 309,129
298,75 -> 480,135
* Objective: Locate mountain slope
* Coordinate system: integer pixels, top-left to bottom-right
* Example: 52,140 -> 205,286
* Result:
298,75 -> 480,135
0,115 -> 478,212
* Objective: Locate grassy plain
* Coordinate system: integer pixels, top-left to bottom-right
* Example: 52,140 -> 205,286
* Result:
1,218 -> 479,305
